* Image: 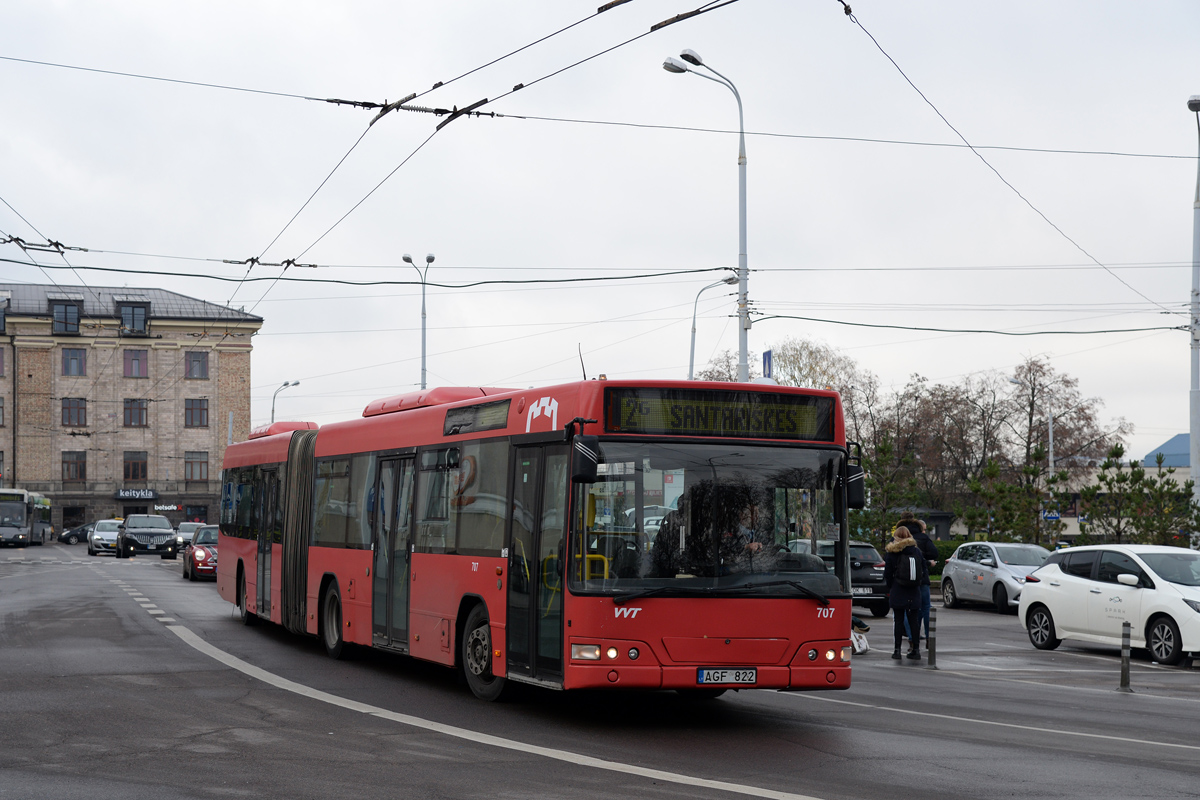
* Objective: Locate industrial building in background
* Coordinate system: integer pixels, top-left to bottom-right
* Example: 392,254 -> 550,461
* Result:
0,284 -> 262,532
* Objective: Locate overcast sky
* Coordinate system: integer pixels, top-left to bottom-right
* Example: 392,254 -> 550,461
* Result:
2,1 -> 1198,461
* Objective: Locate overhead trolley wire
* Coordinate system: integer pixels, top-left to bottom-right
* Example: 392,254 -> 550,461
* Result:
831,0 -> 1175,318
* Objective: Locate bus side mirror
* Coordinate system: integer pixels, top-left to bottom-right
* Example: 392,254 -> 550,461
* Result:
846,464 -> 866,510
571,436 -> 599,484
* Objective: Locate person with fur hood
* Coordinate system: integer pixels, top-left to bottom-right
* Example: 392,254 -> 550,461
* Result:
883,526 -> 929,661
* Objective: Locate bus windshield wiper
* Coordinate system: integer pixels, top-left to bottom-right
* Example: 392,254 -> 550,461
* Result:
613,580 -> 829,605
718,580 -> 830,605
612,585 -> 718,605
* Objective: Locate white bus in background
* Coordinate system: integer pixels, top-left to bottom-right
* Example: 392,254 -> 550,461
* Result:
0,489 -> 52,547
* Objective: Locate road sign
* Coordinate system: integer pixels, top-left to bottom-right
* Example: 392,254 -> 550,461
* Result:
763,349 -> 773,379
1042,510 -> 1061,521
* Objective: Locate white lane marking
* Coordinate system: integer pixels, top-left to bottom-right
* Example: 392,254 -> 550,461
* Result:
147,610 -> 165,616
168,625 -> 825,800
157,618 -> 176,623
785,693 -> 1200,751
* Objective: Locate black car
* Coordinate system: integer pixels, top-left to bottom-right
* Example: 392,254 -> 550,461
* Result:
810,539 -> 889,617
117,514 -> 178,559
59,521 -> 95,545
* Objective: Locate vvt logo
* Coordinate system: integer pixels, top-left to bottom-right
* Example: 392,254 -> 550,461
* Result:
614,607 -> 641,619
526,396 -> 559,432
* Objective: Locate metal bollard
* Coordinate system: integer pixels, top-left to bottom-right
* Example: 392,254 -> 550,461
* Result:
1117,620 -> 1133,693
927,606 -> 938,669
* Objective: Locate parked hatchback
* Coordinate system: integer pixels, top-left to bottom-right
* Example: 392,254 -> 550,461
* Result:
117,514 -> 178,559
942,542 -> 1050,612
1018,544 -> 1200,665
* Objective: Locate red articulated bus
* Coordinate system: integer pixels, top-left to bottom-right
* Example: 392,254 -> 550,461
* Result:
218,380 -> 865,700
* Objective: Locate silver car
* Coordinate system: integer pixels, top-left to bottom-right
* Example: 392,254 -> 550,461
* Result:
941,542 -> 1050,612
88,519 -> 122,556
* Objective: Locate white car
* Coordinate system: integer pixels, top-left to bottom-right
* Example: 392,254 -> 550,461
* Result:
941,542 -> 1050,612
1018,544 -> 1200,665
88,519 -> 122,556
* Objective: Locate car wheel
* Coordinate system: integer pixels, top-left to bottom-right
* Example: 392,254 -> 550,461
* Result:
869,602 -> 890,618
182,561 -> 189,580
462,604 -> 509,701
67,534 -> 79,545
88,546 -> 95,556
992,583 -> 1009,613
942,578 -> 959,609
1148,616 -> 1184,665
188,561 -> 198,582
1027,605 -> 1061,650
237,571 -> 257,626
320,582 -> 347,659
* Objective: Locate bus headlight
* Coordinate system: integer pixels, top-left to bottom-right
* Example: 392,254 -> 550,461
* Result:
571,644 -> 601,661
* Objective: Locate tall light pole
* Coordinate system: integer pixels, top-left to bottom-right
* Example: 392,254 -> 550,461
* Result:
664,50 -> 750,382
689,275 -> 738,380
271,380 -> 299,424
1188,95 -> 1200,502
403,252 -> 435,390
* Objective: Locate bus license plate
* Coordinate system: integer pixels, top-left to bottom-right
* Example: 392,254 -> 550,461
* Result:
697,668 -> 756,685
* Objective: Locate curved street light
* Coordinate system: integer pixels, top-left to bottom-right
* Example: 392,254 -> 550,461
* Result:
689,275 -> 738,380
664,49 -> 751,382
271,380 -> 300,424
403,253 -> 436,390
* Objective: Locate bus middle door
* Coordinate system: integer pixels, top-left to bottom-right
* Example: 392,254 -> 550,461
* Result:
372,457 -> 415,648
507,444 -> 569,682
256,468 -> 279,619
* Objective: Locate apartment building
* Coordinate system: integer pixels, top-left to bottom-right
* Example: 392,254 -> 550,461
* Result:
0,284 -> 262,531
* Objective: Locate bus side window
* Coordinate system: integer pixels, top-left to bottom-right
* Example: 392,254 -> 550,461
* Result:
416,449 -> 454,553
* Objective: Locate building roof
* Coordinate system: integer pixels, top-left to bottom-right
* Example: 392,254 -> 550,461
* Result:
1,283 -> 262,323
1144,433 -> 1188,468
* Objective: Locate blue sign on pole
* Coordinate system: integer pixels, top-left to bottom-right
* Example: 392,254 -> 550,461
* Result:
763,349 -> 773,379
1042,510 -> 1061,521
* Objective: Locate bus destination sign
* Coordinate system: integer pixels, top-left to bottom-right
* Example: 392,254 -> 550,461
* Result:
605,388 -> 835,441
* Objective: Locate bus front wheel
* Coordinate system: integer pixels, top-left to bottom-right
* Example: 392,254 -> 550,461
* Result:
462,605 -> 509,702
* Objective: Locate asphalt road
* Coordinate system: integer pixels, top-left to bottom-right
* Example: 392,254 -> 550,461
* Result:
3,542 -> 1199,799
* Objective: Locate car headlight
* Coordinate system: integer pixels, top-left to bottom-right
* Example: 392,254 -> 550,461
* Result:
1015,576 -> 1027,584
1184,599 -> 1200,614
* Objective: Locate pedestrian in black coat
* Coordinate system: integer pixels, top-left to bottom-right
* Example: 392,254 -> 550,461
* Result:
903,520 -> 939,643
884,527 -> 928,660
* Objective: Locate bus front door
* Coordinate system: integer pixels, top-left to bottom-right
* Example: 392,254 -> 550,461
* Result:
507,445 -> 569,682
372,458 -> 415,648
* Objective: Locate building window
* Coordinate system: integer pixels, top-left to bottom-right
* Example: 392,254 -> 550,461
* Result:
0,347 -> 4,375
119,304 -> 149,335
124,399 -> 149,427
62,398 -> 86,427
62,348 -> 87,376
123,451 -> 148,481
0,398 -> 4,426
123,349 -> 148,378
63,451 -> 86,482
186,351 -> 209,379
185,399 -> 209,428
52,302 -> 81,334
185,451 -> 209,481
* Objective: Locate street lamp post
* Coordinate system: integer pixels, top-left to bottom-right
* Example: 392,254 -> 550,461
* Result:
403,253 -> 436,390
1188,95 -> 1200,503
689,275 -> 739,380
664,50 -> 750,382
271,380 -> 299,424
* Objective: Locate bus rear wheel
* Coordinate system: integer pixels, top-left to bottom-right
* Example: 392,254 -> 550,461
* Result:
462,605 -> 508,701
237,571 -> 257,626
321,583 -> 346,659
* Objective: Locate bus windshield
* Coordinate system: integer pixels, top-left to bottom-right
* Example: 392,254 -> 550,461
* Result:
0,502 -> 27,527
568,440 -> 845,597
